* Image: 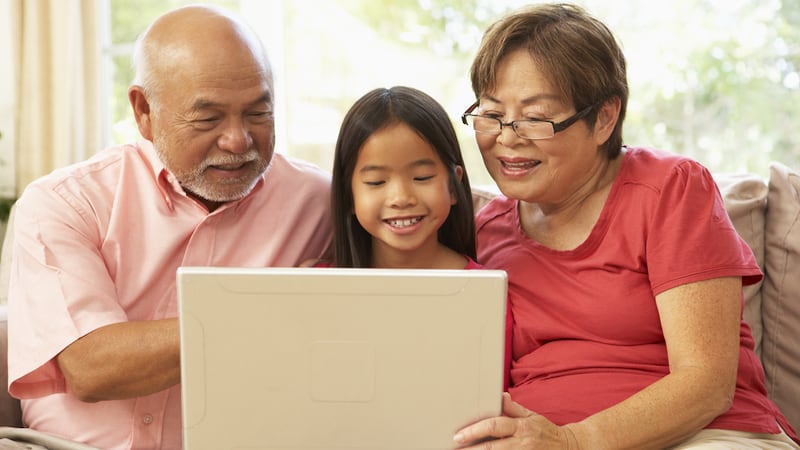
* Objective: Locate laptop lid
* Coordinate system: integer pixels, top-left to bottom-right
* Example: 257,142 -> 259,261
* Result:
177,266 -> 507,450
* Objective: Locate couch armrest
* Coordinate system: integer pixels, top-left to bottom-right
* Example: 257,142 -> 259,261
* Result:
0,306 -> 22,427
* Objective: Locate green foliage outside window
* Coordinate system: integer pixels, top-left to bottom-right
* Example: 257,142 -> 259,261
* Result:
106,0 -> 800,183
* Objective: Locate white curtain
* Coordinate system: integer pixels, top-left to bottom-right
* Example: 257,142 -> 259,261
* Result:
13,0 -> 103,195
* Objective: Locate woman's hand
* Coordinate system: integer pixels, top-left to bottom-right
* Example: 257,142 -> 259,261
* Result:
453,393 -> 580,449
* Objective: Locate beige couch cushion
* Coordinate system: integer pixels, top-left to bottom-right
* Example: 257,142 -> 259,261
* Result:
713,173 -> 768,356
762,162 -> 800,431
471,186 -> 499,214
0,307 -> 22,427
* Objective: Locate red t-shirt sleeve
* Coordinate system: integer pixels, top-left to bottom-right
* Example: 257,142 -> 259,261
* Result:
645,160 -> 762,295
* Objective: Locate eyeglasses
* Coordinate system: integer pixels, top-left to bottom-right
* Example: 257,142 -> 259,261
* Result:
461,102 -> 596,140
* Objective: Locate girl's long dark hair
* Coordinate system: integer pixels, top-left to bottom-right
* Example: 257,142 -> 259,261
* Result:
331,86 -> 475,268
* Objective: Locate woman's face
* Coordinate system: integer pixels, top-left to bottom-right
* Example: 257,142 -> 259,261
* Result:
474,48 -> 610,206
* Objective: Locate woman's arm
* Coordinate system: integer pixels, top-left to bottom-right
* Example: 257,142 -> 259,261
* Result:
454,276 -> 743,450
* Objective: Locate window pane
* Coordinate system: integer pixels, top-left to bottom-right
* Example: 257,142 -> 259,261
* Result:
106,0 -> 800,185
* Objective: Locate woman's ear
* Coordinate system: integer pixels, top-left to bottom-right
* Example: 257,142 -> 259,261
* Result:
593,97 -> 621,146
450,165 -> 464,205
129,85 -> 154,141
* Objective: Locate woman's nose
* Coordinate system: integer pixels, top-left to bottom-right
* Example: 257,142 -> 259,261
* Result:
496,122 -> 527,148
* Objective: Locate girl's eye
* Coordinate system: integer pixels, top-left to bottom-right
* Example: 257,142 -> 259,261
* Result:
414,175 -> 435,182
364,180 -> 385,186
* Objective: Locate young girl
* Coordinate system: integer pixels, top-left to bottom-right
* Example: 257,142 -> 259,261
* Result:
330,85 -> 477,269
326,85 -> 511,389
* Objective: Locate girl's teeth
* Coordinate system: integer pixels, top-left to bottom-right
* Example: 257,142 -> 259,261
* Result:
388,217 -> 421,228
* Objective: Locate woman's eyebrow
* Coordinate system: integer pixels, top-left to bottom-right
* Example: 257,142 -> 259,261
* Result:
482,93 -> 561,105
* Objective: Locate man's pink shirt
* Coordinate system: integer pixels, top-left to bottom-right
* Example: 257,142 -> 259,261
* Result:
7,141 -> 332,449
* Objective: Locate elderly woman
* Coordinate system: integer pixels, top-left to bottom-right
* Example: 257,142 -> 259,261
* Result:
454,4 -> 799,450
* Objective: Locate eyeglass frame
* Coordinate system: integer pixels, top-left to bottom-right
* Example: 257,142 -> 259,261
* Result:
460,101 -> 598,140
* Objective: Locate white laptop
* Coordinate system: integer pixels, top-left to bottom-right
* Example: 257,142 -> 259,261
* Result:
176,266 -> 507,450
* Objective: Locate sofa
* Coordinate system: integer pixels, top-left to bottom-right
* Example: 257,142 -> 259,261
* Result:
0,161 -> 798,441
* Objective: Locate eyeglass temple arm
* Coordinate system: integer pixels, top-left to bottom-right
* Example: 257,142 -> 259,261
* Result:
461,101 -> 480,125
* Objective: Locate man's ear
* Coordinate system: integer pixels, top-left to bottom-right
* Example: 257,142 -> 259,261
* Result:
593,97 -> 621,146
450,165 -> 464,205
129,86 -> 153,141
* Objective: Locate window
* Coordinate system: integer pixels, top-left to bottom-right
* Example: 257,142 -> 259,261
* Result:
105,0 -> 800,186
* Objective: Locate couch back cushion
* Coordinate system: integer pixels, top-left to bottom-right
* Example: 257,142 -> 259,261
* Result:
713,173 -> 768,355
761,162 -> 800,432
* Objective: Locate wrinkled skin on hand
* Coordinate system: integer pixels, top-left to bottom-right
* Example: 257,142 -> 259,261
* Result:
453,393 -> 580,450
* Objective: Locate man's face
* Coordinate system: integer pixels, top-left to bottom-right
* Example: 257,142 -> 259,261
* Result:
149,59 -> 275,210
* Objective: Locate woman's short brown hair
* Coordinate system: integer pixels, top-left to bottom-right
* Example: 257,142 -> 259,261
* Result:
469,3 -> 628,159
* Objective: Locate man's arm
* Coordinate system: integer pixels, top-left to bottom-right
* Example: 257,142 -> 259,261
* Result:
56,318 -> 180,402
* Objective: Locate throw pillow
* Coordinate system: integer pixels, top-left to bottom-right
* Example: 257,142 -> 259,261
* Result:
762,161 -> 800,432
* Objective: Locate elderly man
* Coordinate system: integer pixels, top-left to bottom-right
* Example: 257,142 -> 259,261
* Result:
7,6 -> 331,449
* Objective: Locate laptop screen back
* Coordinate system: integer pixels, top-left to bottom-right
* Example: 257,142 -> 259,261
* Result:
177,266 -> 507,450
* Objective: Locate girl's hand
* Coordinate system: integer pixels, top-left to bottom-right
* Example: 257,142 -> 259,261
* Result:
453,393 -> 580,450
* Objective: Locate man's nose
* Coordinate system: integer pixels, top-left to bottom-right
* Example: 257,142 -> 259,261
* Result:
217,118 -> 253,153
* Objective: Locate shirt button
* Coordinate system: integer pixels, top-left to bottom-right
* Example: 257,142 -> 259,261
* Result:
143,414 -> 154,424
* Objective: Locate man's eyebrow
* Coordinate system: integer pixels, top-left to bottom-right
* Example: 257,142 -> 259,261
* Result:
190,92 -> 273,111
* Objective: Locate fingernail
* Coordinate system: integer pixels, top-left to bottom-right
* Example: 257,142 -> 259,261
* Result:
453,432 -> 464,443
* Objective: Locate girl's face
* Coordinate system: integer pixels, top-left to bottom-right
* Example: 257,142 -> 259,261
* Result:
351,122 -> 461,267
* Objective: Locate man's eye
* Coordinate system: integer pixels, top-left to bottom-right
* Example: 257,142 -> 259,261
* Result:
191,118 -> 218,130
248,111 -> 273,121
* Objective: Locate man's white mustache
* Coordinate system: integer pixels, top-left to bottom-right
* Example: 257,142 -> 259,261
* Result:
202,150 -> 259,169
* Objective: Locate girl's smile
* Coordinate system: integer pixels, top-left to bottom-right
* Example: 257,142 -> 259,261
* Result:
350,122 -> 458,266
